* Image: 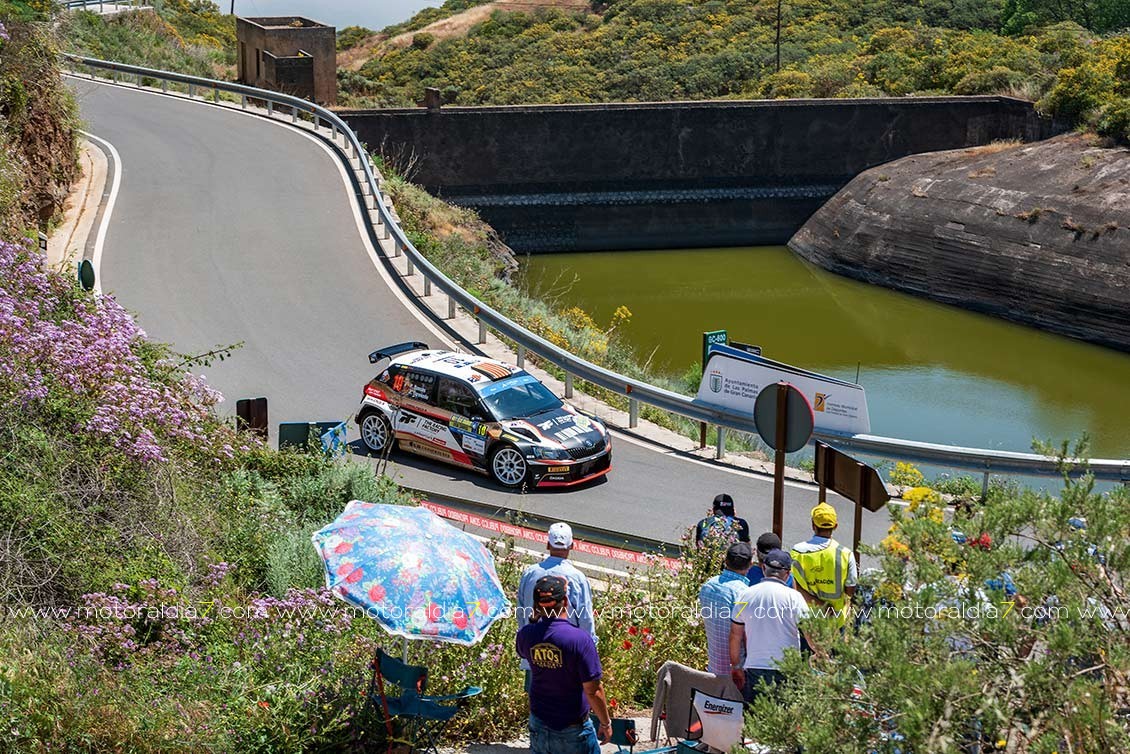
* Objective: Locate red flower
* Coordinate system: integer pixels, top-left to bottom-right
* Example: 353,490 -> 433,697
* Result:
427,602 -> 443,623
643,635 -> 655,647
642,627 -> 651,635
368,584 -> 386,602
609,699 -> 618,709
453,612 -> 469,630
333,541 -> 353,555
345,568 -> 364,584
622,640 -> 632,650
335,562 -> 353,577
627,625 -> 639,636
258,701 -> 270,709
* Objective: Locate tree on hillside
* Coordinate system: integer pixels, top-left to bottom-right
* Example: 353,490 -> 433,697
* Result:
1002,0 -> 1130,34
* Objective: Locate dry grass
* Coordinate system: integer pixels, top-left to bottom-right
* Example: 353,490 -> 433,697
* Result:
965,138 -> 1023,155
339,0 -> 590,71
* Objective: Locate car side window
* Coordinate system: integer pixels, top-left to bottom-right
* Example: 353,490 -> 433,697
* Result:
437,378 -> 480,418
404,370 -> 437,404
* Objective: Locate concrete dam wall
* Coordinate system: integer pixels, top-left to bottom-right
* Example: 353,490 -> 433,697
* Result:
341,97 -> 1065,253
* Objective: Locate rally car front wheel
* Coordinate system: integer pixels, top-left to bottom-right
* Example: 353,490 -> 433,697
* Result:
489,444 -> 528,489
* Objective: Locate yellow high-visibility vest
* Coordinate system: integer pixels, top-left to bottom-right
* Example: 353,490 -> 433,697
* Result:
790,540 -> 852,627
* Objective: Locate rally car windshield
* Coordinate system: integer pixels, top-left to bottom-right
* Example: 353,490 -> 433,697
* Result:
479,374 -> 562,420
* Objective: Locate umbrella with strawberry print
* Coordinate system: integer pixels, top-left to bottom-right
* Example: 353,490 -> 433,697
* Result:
312,500 -> 510,647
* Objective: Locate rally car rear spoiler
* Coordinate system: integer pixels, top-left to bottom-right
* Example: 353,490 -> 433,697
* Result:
368,341 -> 430,364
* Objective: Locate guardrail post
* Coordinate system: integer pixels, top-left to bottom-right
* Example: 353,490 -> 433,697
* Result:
313,116 -> 319,132
423,277 -> 432,297
716,427 -> 726,460
565,373 -> 574,399
478,320 -> 487,345
981,469 -> 990,501
212,87 -> 218,103
240,94 -> 246,109
135,73 -> 141,88
188,83 -> 195,98
516,345 -> 525,368
447,295 -> 456,320
629,399 -> 639,428
292,106 -> 298,124
406,256 -> 415,276
266,100 -> 273,116
162,80 -> 168,94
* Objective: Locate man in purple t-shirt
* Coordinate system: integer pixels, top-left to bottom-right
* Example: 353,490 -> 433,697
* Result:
516,576 -> 612,754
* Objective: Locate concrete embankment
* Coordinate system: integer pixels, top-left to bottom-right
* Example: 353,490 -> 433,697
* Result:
342,96 -> 1063,253
789,134 -> 1130,352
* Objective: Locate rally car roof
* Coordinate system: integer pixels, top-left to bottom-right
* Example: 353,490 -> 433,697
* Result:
389,348 -> 522,383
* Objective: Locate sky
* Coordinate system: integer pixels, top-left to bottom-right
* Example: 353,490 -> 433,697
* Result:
227,0 -> 439,31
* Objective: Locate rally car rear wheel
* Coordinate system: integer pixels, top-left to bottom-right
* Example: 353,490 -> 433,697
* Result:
359,411 -> 393,454
489,444 -> 528,489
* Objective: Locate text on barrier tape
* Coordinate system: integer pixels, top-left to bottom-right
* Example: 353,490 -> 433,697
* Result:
420,501 -> 679,570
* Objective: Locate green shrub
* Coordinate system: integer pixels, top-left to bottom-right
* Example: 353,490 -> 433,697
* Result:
761,69 -> 815,98
1096,96 -> 1130,143
411,32 -> 435,49
1037,61 -> 1115,120
953,65 -> 1026,94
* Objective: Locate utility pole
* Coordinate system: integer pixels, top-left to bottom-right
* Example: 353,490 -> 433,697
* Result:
775,0 -> 782,72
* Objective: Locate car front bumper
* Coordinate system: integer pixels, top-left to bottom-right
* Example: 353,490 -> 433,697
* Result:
530,450 -> 612,487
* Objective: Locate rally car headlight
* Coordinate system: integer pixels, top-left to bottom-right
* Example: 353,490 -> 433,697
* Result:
533,446 -> 570,460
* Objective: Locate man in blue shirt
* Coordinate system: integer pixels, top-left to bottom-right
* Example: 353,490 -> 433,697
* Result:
695,494 -> 751,547
699,542 -> 753,676
746,532 -> 794,588
517,576 -> 612,754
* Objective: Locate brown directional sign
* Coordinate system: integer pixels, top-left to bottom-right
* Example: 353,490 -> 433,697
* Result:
814,441 -> 890,563
814,441 -> 888,512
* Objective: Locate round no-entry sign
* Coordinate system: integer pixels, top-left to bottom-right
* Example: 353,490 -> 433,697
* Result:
754,382 -> 814,453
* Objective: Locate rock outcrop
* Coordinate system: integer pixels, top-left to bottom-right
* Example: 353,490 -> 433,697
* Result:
789,134 -> 1130,352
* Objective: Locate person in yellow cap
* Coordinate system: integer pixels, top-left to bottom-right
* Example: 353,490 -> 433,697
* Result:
789,502 -> 857,630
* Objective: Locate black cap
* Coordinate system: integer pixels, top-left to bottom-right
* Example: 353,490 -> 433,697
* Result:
762,549 -> 792,571
725,542 -> 754,569
534,576 -> 567,606
712,493 -> 735,512
756,532 -> 782,555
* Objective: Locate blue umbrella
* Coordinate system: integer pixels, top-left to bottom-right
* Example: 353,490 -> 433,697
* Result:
312,500 -> 510,646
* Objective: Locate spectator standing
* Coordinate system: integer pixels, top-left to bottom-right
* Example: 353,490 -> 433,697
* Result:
790,502 -> 858,629
746,532 -> 794,588
516,576 -> 612,754
698,542 -> 753,675
695,494 -> 751,547
518,523 -> 596,685
729,549 -> 811,704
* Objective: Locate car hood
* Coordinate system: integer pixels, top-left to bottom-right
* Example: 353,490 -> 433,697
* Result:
506,407 -> 607,450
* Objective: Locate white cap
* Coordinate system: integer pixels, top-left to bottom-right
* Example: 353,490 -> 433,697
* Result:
547,522 -> 573,549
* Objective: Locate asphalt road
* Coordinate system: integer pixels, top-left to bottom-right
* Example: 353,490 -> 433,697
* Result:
73,79 -> 891,551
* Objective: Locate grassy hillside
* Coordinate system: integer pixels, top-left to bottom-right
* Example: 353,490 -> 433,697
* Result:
0,6 -> 80,238
340,0 -> 1129,141
62,0 -> 236,80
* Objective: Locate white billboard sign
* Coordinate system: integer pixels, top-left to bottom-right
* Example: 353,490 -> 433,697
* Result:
695,344 -> 870,435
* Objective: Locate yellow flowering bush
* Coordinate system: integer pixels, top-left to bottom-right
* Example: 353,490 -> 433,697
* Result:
903,485 -> 941,512
889,461 -> 926,487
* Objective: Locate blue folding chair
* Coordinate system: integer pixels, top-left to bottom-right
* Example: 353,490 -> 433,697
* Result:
367,646 -> 482,754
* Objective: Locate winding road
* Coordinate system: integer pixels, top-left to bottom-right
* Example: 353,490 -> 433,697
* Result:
70,78 -> 889,550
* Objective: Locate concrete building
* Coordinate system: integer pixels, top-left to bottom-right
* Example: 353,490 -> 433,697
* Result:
236,16 -> 336,106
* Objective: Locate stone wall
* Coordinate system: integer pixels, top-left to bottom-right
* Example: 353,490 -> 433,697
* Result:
789,134 -> 1130,352
341,97 -> 1064,252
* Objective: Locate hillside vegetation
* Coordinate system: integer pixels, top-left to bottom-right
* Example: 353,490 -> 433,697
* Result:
63,0 -> 236,80
0,5 -> 79,237
339,0 -> 1129,141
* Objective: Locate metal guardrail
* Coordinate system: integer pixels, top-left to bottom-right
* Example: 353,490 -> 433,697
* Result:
63,54 -> 1130,485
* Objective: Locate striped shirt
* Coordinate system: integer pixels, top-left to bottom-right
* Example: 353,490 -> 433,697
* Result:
698,569 -> 750,675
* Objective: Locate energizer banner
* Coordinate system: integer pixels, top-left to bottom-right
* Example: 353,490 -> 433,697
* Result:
695,344 -> 871,435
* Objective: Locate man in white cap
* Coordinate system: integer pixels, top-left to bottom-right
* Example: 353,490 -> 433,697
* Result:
517,523 -> 597,687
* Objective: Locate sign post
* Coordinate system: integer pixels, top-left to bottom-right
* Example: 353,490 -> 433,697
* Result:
700,330 -> 727,448
813,441 -> 889,563
754,382 -> 814,538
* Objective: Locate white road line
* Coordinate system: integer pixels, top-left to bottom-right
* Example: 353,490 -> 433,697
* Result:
79,129 -> 121,296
